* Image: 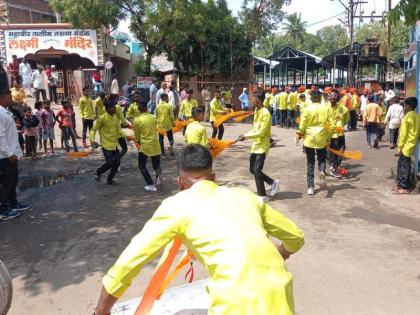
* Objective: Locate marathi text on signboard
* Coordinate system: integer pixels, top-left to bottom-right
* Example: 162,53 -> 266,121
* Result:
4,29 -> 99,66
136,76 -> 157,89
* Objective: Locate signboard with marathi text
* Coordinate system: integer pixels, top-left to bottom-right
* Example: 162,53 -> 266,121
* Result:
4,29 -> 98,65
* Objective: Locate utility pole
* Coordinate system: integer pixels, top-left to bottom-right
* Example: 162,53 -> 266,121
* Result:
348,0 -> 355,86
387,0 -> 392,83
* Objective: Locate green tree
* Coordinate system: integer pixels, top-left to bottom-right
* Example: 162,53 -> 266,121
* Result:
282,12 -> 307,44
314,25 -> 348,57
389,0 -> 420,26
355,21 -> 408,61
239,0 -> 291,42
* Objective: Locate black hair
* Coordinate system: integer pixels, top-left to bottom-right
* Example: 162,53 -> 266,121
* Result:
34,101 -> 43,109
98,91 -> 106,97
256,91 -> 265,102
160,93 -> 168,99
368,94 -> 375,102
310,90 -> 321,101
192,107 -> 204,118
138,100 -> 148,112
187,89 -> 194,94
104,99 -> 115,109
25,106 -> 32,112
177,144 -> 213,173
82,87 -> 89,92
299,93 -> 305,99
331,89 -> 340,95
404,97 -> 418,109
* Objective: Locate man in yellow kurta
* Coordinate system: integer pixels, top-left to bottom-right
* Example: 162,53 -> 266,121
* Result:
90,101 -> 122,185
95,92 -> 106,119
326,89 -> 349,178
178,89 -> 199,120
278,89 -> 288,128
94,144 -> 305,315
210,90 -> 228,140
155,93 -> 175,157
79,88 -> 95,148
394,97 -> 420,194
287,88 -> 298,128
240,91 -> 279,201
133,101 -> 162,192
126,97 -> 141,122
185,107 -> 209,148
298,90 -> 331,195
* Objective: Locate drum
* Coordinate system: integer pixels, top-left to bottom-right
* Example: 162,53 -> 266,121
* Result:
0,260 -> 12,315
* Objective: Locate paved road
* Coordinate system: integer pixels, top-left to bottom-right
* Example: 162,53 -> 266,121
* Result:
1,109 -> 419,314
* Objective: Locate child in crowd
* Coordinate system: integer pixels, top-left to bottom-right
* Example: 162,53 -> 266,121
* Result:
210,90 -> 228,140
57,101 -> 78,152
22,106 -> 39,157
41,101 -> 56,154
185,107 -> 209,148
393,97 -> 420,194
155,93 -> 175,157
33,101 -> 43,150
79,88 -> 95,148
133,101 -> 163,192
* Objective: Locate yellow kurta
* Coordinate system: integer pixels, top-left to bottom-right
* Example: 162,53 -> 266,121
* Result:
299,102 -> 331,149
327,102 -> 349,138
133,112 -> 161,156
89,113 -> 122,150
244,107 -> 272,154
278,92 -> 288,110
287,92 -> 298,110
263,93 -> 274,109
103,180 -> 304,315
398,110 -> 420,157
10,87 -> 26,103
115,105 -> 128,138
179,98 -> 199,119
126,102 -> 141,121
95,97 -> 106,118
155,101 -> 175,131
210,98 -> 227,123
184,120 -> 209,148
79,95 -> 95,120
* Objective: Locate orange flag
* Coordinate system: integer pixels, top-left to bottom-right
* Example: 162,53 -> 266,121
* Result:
66,150 -> 93,158
213,111 -> 251,128
209,138 -> 236,159
327,146 -> 363,161
233,112 -> 254,123
127,136 -> 141,150
158,120 -> 191,136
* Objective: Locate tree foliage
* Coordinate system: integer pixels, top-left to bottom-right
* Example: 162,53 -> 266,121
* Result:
282,12 -> 307,44
388,0 -> 420,26
239,0 -> 291,42
315,25 -> 348,56
355,21 -> 409,61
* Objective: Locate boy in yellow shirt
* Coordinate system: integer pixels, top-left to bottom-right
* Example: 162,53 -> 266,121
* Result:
133,101 -> 162,192
240,91 -> 280,202
90,101 -> 122,185
287,88 -> 298,128
298,90 -> 331,195
94,91 -> 106,119
178,89 -> 198,121
394,97 -> 420,194
210,90 -> 228,140
155,93 -> 175,157
185,107 -> 209,148
94,144 -> 304,315
126,94 -> 142,122
79,88 -> 95,148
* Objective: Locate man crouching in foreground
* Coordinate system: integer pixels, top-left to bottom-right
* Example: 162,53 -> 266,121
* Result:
94,144 -> 305,315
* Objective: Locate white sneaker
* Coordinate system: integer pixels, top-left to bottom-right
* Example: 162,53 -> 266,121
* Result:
307,186 -> 315,195
319,171 -> 327,189
262,196 -> 271,203
144,185 -> 157,192
270,179 -> 280,197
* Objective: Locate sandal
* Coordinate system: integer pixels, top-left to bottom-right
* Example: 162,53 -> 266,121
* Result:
392,188 -> 410,195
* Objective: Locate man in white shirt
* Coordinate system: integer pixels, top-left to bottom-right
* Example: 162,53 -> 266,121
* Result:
384,85 -> 395,106
384,96 -> 404,149
31,65 -> 46,102
154,81 -> 167,113
110,74 -> 119,95
201,85 -> 212,121
0,89 -> 30,220
19,58 -> 32,96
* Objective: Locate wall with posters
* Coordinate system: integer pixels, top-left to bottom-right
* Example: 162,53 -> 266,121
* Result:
3,28 -> 99,65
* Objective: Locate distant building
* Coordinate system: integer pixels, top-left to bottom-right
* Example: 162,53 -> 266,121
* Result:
0,0 -> 58,24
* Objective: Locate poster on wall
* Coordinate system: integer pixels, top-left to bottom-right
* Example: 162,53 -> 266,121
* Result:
4,29 -> 99,65
136,76 -> 156,89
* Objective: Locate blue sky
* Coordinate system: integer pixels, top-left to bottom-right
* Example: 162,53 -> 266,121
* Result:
118,0 -> 396,37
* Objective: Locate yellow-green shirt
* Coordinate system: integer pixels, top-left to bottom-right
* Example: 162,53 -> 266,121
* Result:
297,99 -> 311,114
133,112 -> 161,156
10,87 -> 26,103
287,92 -> 298,110
89,113 -> 122,150
155,101 -> 175,131
102,180 -> 304,314
116,105 -> 128,138
379,104 -> 387,123
263,93 -> 274,109
277,92 -> 288,110
244,107 -> 272,154
210,98 -> 227,122
126,102 -> 140,121
398,111 -> 420,157
299,102 -> 331,149
95,97 -> 106,118
223,89 -> 232,105
79,95 -> 95,120
327,102 -> 349,138
184,120 -> 209,149
179,98 -> 198,119
351,94 -> 360,110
